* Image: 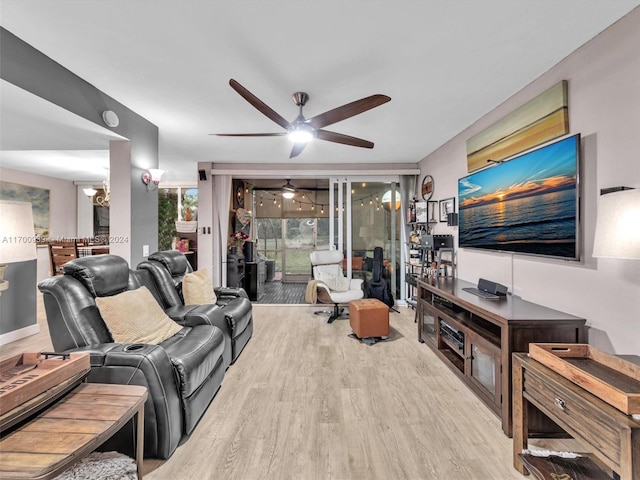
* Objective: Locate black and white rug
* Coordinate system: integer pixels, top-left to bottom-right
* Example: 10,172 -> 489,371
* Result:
54,451 -> 137,480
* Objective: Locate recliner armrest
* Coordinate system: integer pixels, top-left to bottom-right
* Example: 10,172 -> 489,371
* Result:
183,304 -> 227,329
62,343 -> 128,367
214,286 -> 249,300
92,342 -> 183,459
175,304 -> 233,369
350,278 -> 364,290
165,304 -> 204,325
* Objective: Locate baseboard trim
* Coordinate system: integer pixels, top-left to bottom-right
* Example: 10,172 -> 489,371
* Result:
0,324 -> 40,346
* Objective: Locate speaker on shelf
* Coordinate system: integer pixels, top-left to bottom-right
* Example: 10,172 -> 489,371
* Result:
447,212 -> 458,226
243,241 -> 254,262
477,278 -> 508,296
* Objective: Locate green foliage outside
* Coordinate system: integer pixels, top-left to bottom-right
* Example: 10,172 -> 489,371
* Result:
158,190 -> 178,250
182,189 -> 198,220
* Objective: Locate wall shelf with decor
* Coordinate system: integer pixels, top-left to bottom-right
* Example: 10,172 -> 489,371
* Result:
405,234 -> 455,310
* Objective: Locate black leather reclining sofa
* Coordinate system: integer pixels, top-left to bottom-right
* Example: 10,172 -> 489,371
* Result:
37,253 -> 253,459
138,251 -> 253,366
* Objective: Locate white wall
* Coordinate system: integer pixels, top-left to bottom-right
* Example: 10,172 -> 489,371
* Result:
419,9 -> 640,354
1,166 -> 77,281
1,167 -> 77,238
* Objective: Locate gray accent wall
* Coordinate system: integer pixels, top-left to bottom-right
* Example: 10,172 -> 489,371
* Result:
0,260 -> 37,335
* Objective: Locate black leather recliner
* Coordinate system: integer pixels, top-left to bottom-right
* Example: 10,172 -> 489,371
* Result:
138,251 -> 253,365
37,255 -> 227,459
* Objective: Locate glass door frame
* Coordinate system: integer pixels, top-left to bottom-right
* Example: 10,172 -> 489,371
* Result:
281,217 -> 320,283
327,176 -> 401,294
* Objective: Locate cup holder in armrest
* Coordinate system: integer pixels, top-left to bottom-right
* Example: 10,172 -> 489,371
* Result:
124,344 -> 147,352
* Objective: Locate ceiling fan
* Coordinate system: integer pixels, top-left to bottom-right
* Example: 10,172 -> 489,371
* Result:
254,179 -> 329,197
213,79 -> 391,158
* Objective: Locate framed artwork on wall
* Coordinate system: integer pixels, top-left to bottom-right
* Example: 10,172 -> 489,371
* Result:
0,180 -> 50,241
428,201 -> 438,223
439,197 -> 455,222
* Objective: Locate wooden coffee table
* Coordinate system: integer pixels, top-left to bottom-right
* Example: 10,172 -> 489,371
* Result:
0,382 -> 147,479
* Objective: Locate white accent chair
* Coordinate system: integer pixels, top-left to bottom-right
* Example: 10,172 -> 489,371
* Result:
310,250 -> 364,323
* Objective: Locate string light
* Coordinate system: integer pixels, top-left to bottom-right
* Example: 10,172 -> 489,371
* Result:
251,186 -> 398,214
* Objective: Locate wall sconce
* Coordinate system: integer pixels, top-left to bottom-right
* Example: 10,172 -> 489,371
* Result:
0,200 -> 37,295
141,168 -> 164,191
592,187 -> 640,259
83,187 -> 98,198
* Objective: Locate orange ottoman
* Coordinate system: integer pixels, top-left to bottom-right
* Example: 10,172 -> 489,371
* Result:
349,298 -> 389,338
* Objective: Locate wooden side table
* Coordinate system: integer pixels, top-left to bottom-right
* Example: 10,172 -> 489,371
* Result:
513,353 -> 640,479
0,383 -> 148,479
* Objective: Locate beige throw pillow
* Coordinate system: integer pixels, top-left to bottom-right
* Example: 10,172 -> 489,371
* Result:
96,286 -> 182,345
183,269 -> 217,305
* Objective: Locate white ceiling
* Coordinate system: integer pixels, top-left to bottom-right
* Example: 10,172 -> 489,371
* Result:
0,80 -> 124,182
1,0 -> 638,182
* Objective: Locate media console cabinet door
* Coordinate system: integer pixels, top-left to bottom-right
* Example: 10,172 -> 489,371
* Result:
417,277 -> 586,437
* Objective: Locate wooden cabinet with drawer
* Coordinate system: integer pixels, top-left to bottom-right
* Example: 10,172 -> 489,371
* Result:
513,353 -> 640,479
417,277 -> 586,436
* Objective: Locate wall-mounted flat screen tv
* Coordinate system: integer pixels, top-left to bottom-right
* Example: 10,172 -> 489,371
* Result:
458,134 -> 580,260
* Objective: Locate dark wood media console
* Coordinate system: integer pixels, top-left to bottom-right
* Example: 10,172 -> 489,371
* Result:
417,277 -> 587,436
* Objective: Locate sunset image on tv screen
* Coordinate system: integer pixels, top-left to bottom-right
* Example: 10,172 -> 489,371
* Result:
458,134 -> 579,259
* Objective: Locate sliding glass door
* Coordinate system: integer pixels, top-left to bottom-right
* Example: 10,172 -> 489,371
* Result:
327,178 -> 402,301
282,218 -> 326,283
253,176 -> 402,299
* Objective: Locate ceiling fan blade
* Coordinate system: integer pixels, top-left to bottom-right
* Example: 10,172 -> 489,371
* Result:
308,94 -> 391,129
289,142 -> 307,158
315,130 -> 375,148
229,79 -> 291,129
211,132 -> 287,137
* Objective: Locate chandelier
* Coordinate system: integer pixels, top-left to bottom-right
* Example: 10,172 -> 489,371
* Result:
83,178 -> 110,208
95,179 -> 110,207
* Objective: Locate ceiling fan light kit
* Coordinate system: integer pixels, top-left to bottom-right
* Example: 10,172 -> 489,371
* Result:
288,123 -> 314,143
282,179 -> 296,199
214,79 -> 390,158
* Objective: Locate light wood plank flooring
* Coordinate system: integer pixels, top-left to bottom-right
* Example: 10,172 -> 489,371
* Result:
145,305 -> 526,480
4,294 -> 578,479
